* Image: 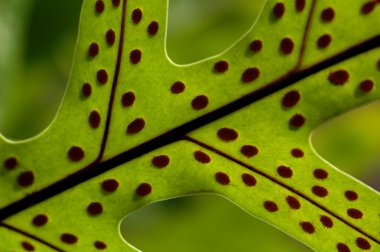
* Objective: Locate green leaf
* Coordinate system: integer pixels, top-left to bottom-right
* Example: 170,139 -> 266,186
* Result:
1,0 -> 379,251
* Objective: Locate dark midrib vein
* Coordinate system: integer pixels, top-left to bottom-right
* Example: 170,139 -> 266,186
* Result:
97,0 -> 127,161
1,34 -> 379,226
296,0 -> 316,68
184,136 -> 380,244
0,1 -> 379,245
0,223 -> 64,251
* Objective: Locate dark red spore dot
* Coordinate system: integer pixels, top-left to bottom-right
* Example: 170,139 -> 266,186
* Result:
295,0 -> 306,12
88,43 -> 99,57
194,151 -> 211,164
282,90 -> 300,107
112,0 -> 120,7
217,128 -> 239,142
361,1 -> 376,14
95,241 -> 107,250
337,243 -> 351,252
280,38 -> 294,55
136,183 -> 152,196
277,166 -> 293,178
214,60 -> 229,73
4,157 -> 18,170
101,179 -> 119,192
344,190 -> 358,201
312,185 -> 328,197
321,8 -> 335,22
242,67 -> 260,83
87,202 -> 103,216
241,173 -> 257,187
152,155 -> 170,168
82,83 -> 92,97
273,2 -> 285,18
132,9 -> 143,24
122,92 -> 136,107
21,241 -> 35,251
130,49 -> 142,64
317,34 -> 332,48
314,168 -> 328,180
289,114 -> 305,128
171,81 -> 185,94
250,40 -> 263,52
106,29 -> 116,46
329,70 -> 349,85
240,145 -> 258,158
32,214 -> 48,227
95,0 -> 105,14
148,21 -> 159,35
18,171 -> 34,187
320,215 -> 333,228
89,111 -> 101,129
126,118 -> 145,134
300,222 -> 315,234
264,201 -> 278,212
377,60 -> 380,70
215,172 -> 230,185
347,208 -> 363,219
360,80 -> 374,93
97,69 -> 108,84
356,237 -> 371,250
68,146 -> 85,162
61,233 -> 78,244
286,196 -> 301,209
291,148 -> 304,158
191,95 -> 209,110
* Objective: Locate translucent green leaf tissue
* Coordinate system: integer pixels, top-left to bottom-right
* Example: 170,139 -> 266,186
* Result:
0,0 -> 379,251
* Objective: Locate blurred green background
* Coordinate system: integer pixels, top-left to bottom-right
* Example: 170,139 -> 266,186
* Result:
0,0 -> 379,251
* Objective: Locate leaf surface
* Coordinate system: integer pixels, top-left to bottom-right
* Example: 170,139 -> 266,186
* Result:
1,0 -> 380,251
